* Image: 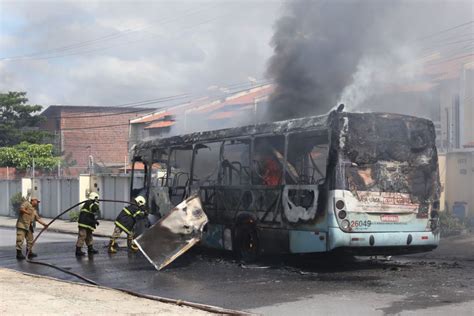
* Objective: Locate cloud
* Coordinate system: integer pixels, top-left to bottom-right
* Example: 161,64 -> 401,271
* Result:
0,0 -> 282,106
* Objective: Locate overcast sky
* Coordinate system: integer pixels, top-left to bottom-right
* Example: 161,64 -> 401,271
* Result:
1,0 -> 472,110
0,0 -> 283,107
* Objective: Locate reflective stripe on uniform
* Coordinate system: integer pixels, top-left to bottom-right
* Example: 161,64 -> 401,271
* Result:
123,208 -> 132,216
133,211 -> 143,217
80,209 -> 93,214
78,223 -> 95,231
115,221 -> 131,235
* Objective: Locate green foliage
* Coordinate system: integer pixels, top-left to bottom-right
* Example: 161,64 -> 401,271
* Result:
10,192 -> 26,216
439,211 -> 467,237
0,91 -> 50,146
69,210 -> 79,222
0,142 -> 60,171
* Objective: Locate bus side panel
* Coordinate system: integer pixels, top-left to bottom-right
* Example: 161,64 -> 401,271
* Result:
289,230 -> 327,253
259,228 -> 289,254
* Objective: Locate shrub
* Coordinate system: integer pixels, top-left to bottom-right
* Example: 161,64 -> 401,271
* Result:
439,211 -> 467,237
68,210 -> 79,222
10,192 -> 25,216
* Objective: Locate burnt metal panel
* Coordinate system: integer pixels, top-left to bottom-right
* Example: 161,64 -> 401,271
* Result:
134,195 -> 208,271
259,227 -> 289,254
134,113 -> 329,161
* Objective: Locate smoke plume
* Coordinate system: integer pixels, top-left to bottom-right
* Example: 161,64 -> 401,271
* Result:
266,0 -> 472,121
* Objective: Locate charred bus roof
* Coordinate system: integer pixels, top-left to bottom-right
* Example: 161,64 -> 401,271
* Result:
133,111 -> 434,161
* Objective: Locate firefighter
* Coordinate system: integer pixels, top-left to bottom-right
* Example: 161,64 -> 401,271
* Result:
76,192 -> 100,257
16,197 -> 48,260
108,196 -> 147,253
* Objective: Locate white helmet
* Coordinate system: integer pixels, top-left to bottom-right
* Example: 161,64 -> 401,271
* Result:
89,192 -> 99,201
135,196 -> 146,206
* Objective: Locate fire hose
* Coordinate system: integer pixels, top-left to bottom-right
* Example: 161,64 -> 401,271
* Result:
23,199 -> 249,316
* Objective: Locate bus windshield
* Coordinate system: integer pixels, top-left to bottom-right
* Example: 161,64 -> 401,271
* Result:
336,113 -> 439,204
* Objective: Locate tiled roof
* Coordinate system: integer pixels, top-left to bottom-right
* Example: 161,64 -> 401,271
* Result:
144,120 -> 175,129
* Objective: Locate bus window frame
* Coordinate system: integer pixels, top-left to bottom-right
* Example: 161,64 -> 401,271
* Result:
251,134 -> 287,186
286,130 -> 330,185
130,158 -> 148,199
191,141 -> 224,186
220,137 -> 252,186
166,145 -> 193,188
148,148 -> 169,188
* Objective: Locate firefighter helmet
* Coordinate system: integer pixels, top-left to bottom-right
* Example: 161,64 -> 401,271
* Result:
135,196 -> 146,206
88,192 -> 99,201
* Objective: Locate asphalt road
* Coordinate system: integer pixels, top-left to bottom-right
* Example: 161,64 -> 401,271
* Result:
1,227 -> 473,315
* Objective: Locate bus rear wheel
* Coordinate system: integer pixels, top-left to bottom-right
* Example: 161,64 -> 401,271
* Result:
234,224 -> 259,263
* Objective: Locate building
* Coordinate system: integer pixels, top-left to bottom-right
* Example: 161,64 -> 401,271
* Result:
442,149 -> 474,218
41,106 -> 150,175
430,59 -> 474,151
129,84 -> 273,147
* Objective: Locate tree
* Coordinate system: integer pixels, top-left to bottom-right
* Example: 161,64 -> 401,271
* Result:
0,91 -> 50,146
0,142 -> 60,171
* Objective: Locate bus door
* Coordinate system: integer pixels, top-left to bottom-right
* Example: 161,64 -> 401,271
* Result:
130,160 -> 147,199
147,149 -> 173,218
252,135 -> 286,223
167,146 -> 193,206
283,131 -> 329,227
218,139 -> 252,222
192,142 -> 222,221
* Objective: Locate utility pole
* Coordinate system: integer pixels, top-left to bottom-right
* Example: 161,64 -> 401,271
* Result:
124,156 -> 128,175
6,166 -> 10,216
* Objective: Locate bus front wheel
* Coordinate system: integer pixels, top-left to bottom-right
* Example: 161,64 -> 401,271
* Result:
233,224 -> 260,263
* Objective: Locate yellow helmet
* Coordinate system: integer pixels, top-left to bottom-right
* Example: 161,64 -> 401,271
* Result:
88,192 -> 99,201
134,196 -> 146,206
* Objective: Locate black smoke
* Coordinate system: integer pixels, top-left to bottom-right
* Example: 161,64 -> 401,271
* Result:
266,0 -> 474,121
267,0 -> 393,121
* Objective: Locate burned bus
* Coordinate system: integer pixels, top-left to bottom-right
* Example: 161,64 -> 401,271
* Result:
130,110 -> 441,260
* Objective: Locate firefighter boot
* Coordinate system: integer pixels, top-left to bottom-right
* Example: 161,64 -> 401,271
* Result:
108,240 -> 117,254
16,250 -> 25,260
87,245 -> 99,255
27,249 -> 38,259
127,238 -> 139,253
75,247 -> 86,257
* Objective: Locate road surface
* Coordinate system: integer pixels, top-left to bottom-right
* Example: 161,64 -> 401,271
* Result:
0,227 -> 473,315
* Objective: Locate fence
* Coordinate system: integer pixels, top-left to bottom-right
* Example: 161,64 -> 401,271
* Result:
0,180 -> 22,216
0,175 -> 131,221
37,178 -> 79,220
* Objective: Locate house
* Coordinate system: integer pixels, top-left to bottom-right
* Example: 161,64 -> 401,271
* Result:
40,106 -> 150,175
129,84 -> 273,147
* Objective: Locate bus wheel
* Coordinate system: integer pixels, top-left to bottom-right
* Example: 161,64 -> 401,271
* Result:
234,224 -> 259,263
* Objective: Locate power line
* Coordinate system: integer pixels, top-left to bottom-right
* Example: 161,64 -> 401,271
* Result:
11,13 -> 226,62
56,80 -> 272,131
425,53 -> 474,67
1,3 -> 221,61
48,79 -> 272,120
52,108 -> 152,120
418,20 -> 474,41
61,122 -> 131,131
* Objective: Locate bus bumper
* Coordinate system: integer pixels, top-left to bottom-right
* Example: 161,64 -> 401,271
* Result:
327,228 -> 440,255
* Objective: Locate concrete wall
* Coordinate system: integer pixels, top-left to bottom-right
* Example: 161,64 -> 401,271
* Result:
0,180 -> 22,216
100,175 -> 130,220
0,175 -> 131,221
445,150 -> 474,217
37,178 -> 79,220
438,153 -> 447,211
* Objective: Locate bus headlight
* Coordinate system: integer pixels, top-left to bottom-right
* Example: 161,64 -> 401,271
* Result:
341,219 -> 350,230
338,210 -> 347,219
335,200 -> 345,210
